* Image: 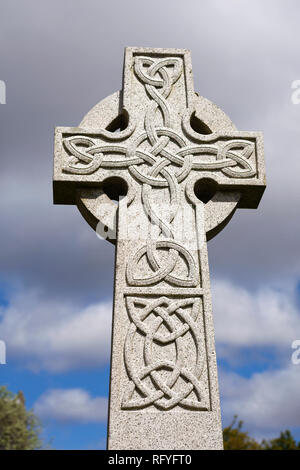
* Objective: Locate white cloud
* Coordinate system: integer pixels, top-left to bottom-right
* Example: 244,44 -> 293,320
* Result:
213,279 -> 300,352
0,290 -> 112,372
220,364 -> 300,437
211,279 -> 300,437
34,388 -> 107,423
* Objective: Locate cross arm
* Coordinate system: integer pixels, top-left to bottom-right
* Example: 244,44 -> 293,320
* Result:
53,123 -> 135,205
182,130 -> 265,209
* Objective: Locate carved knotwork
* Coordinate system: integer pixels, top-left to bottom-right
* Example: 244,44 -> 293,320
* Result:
56,54 -> 262,415
62,58 -> 256,289
122,297 -> 209,411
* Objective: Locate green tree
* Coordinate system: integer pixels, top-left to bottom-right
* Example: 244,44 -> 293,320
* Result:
223,415 -> 261,450
223,416 -> 300,450
0,386 -> 42,450
261,430 -> 300,450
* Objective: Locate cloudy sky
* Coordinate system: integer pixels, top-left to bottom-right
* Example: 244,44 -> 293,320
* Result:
1,0 -> 300,449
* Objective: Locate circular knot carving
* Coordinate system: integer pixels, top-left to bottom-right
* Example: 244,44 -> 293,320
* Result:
127,240 -> 198,287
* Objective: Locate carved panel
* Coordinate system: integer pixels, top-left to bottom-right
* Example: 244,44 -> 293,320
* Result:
122,296 -> 209,411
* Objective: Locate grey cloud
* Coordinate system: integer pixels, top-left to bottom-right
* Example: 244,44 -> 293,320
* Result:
0,0 -> 300,301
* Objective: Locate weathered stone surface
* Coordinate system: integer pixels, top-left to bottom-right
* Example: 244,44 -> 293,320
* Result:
53,47 -> 266,450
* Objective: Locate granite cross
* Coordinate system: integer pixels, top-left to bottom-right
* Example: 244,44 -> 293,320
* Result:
53,47 -> 265,450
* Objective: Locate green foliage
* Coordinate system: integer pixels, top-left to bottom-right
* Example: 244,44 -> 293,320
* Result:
223,415 -> 261,450
223,415 -> 300,450
0,386 -> 42,450
261,430 -> 300,450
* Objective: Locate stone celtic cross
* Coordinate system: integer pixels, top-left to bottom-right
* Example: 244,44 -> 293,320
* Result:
53,47 -> 265,450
